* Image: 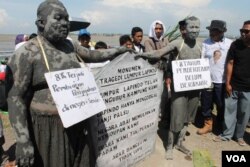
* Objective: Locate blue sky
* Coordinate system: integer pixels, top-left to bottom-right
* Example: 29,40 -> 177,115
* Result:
0,0 -> 249,37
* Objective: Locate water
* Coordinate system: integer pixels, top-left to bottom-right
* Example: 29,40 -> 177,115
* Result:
0,34 -> 121,58
0,34 -> 15,59
0,50 -> 13,59
0,41 -> 14,51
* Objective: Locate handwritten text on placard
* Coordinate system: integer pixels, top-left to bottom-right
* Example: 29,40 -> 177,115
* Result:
172,58 -> 211,92
45,68 -> 106,128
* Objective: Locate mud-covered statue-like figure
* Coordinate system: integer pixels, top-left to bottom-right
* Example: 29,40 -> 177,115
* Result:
136,16 -> 202,160
7,1 -> 130,167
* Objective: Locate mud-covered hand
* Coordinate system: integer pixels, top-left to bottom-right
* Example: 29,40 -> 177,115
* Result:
117,46 -> 136,54
15,141 -> 34,167
134,53 -> 152,60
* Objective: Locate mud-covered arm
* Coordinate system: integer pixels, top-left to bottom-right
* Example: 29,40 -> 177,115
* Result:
73,41 -> 132,63
7,50 -> 34,166
135,43 -> 177,60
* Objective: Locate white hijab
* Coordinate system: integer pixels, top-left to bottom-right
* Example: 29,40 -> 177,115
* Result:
148,20 -> 166,41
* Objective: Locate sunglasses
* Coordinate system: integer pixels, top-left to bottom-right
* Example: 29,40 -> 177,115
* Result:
240,29 -> 250,34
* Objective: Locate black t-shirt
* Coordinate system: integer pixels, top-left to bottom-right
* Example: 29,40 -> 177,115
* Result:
227,39 -> 250,91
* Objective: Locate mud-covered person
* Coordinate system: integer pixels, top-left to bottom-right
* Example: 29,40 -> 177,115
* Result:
136,16 -> 202,160
7,0 -> 131,167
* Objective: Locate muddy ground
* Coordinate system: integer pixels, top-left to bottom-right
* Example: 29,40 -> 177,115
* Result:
1,111 -> 250,167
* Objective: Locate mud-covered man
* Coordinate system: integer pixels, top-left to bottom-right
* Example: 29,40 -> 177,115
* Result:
7,0 -> 130,167
136,16 -> 202,160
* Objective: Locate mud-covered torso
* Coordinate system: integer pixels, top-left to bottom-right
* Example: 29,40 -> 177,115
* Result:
171,39 -> 202,60
17,37 -> 82,115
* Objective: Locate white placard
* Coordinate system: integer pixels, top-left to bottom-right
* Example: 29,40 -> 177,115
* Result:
45,68 -> 106,128
172,58 -> 211,92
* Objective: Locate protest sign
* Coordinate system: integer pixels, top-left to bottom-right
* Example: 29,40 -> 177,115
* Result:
90,52 -> 163,167
172,58 -> 211,92
45,67 -> 106,128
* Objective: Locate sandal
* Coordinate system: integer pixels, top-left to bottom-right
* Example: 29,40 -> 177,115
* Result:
237,138 -> 246,146
175,144 -> 192,157
213,135 -> 228,142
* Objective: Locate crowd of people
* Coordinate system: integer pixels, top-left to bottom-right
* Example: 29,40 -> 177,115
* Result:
0,0 -> 250,166
135,18 -> 250,159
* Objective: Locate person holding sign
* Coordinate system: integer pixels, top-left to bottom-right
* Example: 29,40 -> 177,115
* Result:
197,20 -> 232,135
6,0 -> 131,167
136,16 -> 202,160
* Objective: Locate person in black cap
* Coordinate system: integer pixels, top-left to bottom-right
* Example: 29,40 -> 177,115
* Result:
197,20 -> 232,135
213,20 -> 250,146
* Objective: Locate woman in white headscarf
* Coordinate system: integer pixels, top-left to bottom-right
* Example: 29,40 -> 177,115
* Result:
144,20 -> 169,52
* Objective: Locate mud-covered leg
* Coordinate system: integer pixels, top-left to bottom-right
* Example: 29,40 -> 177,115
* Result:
165,130 -> 174,160
175,125 -> 192,156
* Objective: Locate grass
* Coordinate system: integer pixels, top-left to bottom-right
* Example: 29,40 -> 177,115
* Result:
193,149 -> 215,167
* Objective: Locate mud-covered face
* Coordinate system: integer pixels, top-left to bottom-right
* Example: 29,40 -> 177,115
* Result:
185,19 -> 200,40
43,4 -> 70,42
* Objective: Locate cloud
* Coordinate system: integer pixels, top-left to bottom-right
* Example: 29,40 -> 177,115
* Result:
100,0 -> 158,9
0,9 -> 8,27
89,0 -> 213,30
79,0 -> 213,27
80,11 -> 109,25
19,22 -> 31,28
77,0 -> 242,37
193,8 -> 241,36
171,0 -> 212,8
100,0 -> 212,9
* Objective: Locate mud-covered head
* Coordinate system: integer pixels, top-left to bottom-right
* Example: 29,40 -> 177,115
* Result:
185,16 -> 200,40
36,0 -> 70,43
